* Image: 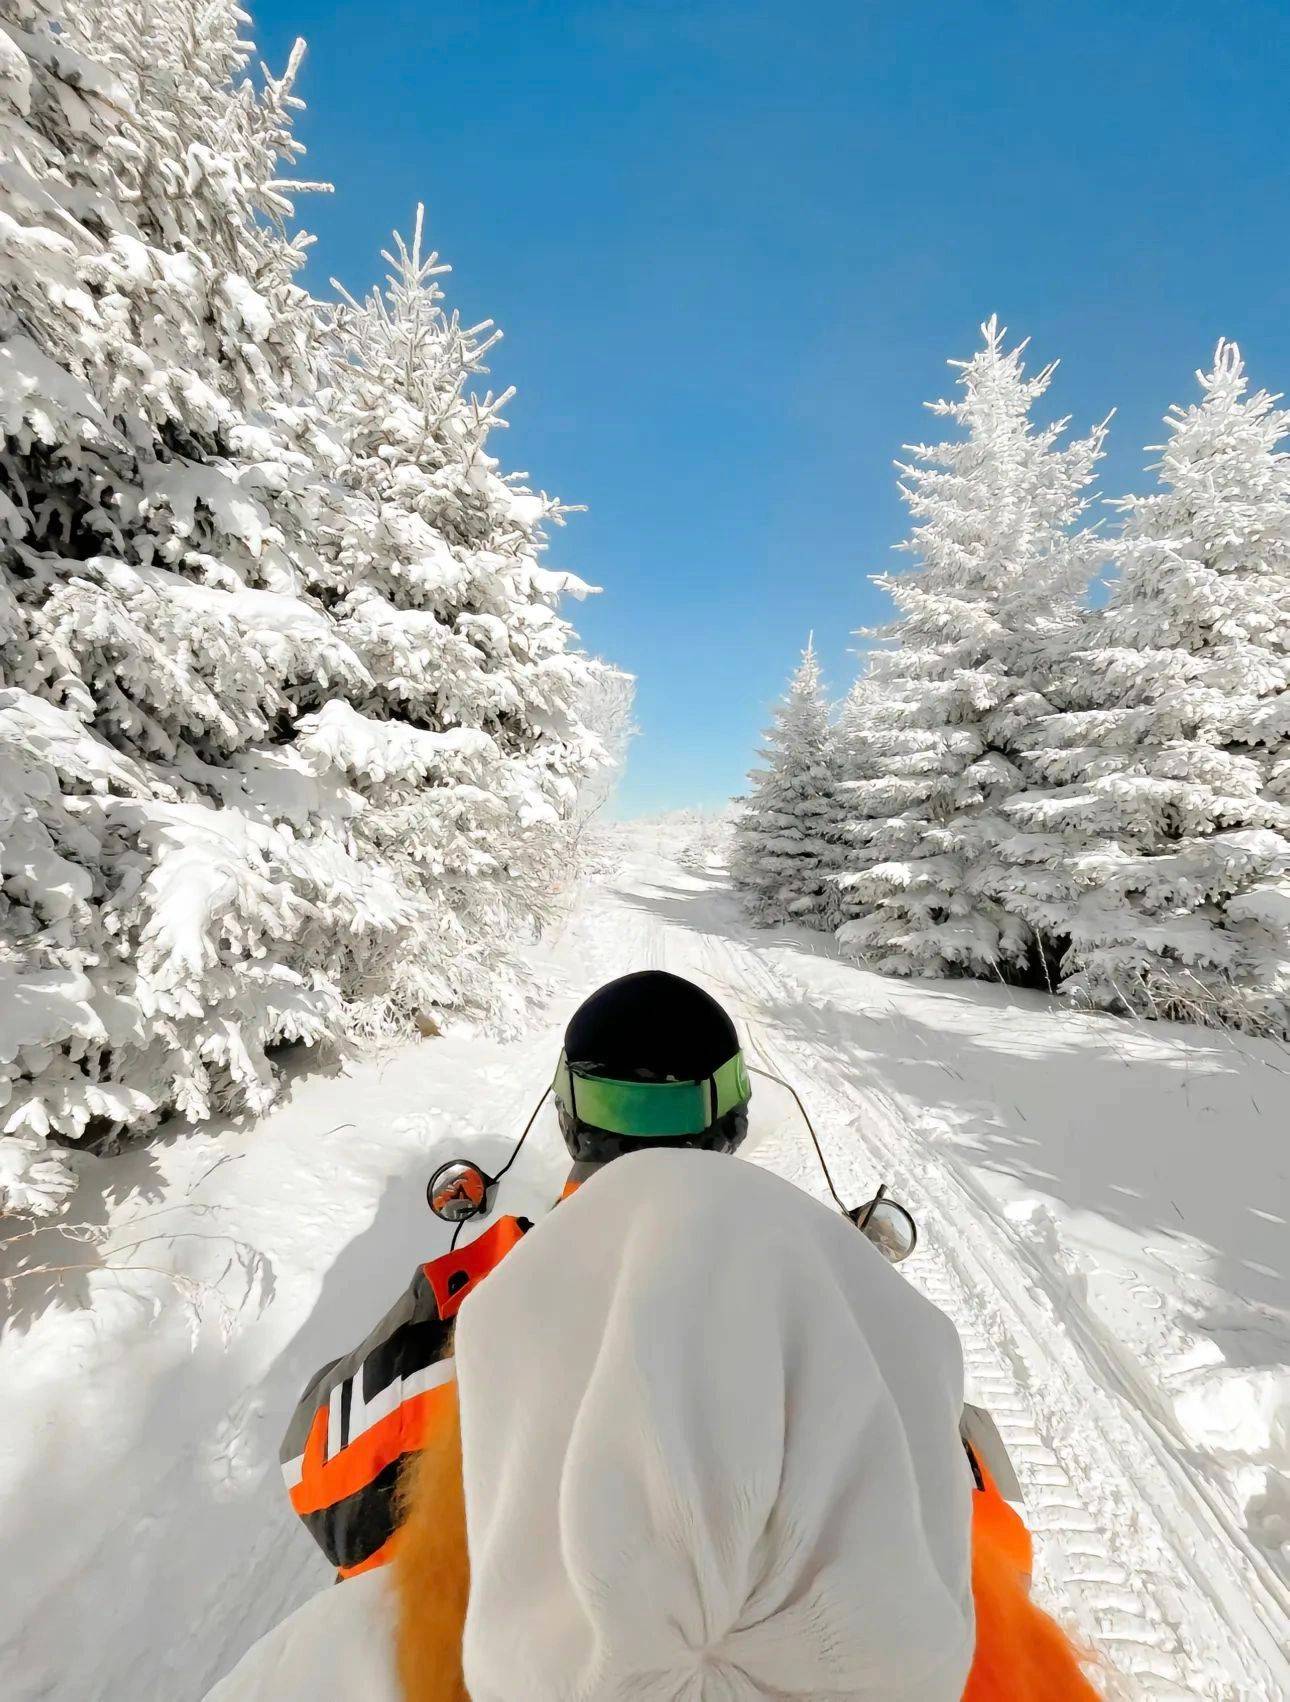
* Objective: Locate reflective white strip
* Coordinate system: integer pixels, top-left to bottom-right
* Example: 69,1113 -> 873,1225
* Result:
292,1353 -> 459,1481
328,1380 -> 346,1461
345,1355 -> 457,1451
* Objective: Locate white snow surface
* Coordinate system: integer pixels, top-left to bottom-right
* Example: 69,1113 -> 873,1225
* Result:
2,826 -> 1288,1700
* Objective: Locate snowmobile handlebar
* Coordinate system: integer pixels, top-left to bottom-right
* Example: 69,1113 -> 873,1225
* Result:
426,1092 -> 920,1263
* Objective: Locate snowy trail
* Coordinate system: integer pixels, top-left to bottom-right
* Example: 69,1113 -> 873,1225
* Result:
5,840 -> 1288,1700
595,845 -> 1290,1700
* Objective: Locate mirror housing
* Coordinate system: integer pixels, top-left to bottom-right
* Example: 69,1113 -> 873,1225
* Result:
848,1192 -> 918,1263
427,1159 -> 494,1223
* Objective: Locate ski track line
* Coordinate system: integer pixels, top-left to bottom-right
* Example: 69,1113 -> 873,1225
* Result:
607,870 -> 1288,1702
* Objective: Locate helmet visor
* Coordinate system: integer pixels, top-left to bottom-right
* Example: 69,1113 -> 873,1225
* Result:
554,1050 -> 749,1138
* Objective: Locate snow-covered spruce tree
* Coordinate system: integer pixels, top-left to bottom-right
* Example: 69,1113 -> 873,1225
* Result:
732,638 -> 841,929
827,670 -> 885,936
1004,342 -> 1290,1033
315,208 -> 599,1031
0,3 -> 597,1215
835,318 -> 1108,983
0,0 -> 356,1215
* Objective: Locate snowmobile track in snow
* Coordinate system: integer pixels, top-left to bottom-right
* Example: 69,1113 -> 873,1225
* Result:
633,898 -> 1290,1702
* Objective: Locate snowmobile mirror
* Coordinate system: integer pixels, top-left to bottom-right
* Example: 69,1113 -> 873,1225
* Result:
850,1194 -> 918,1263
427,1159 -> 494,1223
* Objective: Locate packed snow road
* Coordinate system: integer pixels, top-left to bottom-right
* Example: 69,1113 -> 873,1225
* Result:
3,834 -> 1288,1700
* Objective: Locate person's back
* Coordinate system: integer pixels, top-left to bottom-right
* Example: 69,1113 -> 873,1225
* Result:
414,1145 -> 977,1700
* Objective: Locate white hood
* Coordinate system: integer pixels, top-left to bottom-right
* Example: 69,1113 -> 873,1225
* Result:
456,1147 -> 974,1701
203,1564 -> 398,1702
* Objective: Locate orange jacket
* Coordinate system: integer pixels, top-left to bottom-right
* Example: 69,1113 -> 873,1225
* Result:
391,1387 -> 1101,1702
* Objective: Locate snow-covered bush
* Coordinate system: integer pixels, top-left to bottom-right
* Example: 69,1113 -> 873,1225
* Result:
1006,343 -> 1290,1032
624,806 -> 735,872
732,638 -> 841,929
0,1 -> 598,1214
835,319 -> 1108,982
674,805 -> 736,872
572,660 -> 637,824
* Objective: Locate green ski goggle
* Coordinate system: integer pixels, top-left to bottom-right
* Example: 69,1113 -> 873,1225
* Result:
553,1050 -> 751,1138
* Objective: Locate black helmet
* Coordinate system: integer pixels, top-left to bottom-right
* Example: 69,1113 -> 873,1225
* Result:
553,971 -> 752,1165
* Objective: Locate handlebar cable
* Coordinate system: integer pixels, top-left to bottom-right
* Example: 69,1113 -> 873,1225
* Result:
746,1064 -> 849,1216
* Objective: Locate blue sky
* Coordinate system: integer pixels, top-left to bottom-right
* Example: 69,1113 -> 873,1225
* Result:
254,0 -> 1290,817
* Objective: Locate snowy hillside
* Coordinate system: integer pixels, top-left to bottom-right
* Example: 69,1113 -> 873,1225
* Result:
2,829 -> 1286,1700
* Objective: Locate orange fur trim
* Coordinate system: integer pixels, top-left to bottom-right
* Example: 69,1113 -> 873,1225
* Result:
964,1506 -> 1102,1701
392,1387 -> 471,1702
